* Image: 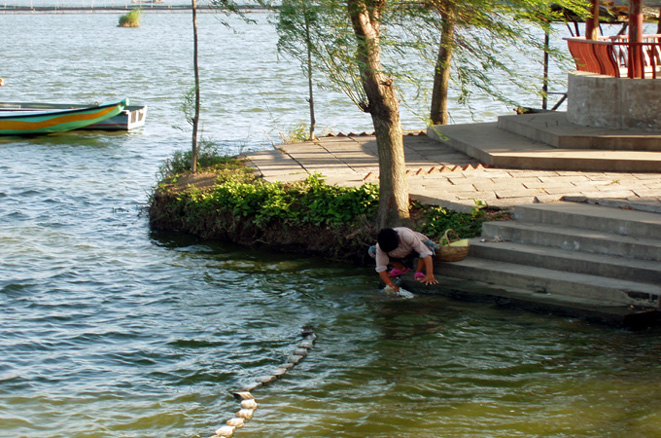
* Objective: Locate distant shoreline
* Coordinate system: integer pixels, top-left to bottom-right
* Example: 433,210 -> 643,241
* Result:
0,5 -> 267,14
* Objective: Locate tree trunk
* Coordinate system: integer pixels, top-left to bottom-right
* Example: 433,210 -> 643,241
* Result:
429,5 -> 455,126
348,0 -> 409,229
585,0 -> 600,40
191,0 -> 200,173
303,3 -> 316,140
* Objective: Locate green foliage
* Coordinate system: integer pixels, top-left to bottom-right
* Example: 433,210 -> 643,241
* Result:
118,8 -> 141,28
415,200 -> 505,240
183,172 -> 379,229
279,123 -> 310,144
181,86 -> 198,128
272,0 -> 368,111
159,140 -> 250,178
389,0 -> 588,116
150,153 -> 508,260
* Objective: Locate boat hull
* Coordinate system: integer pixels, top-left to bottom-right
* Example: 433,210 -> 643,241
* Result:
0,99 -> 128,135
0,102 -> 146,132
86,105 -> 147,131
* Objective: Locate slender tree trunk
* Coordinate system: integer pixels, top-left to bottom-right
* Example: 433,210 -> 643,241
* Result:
303,2 -> 316,140
585,0 -> 600,40
348,0 -> 409,229
430,4 -> 455,125
191,0 -> 200,172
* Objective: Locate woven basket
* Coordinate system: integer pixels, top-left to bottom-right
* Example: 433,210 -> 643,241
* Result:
436,229 -> 470,262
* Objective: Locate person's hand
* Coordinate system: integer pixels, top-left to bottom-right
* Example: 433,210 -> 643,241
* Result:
421,275 -> 438,286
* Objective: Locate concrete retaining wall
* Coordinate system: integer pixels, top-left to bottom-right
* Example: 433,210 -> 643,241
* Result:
567,71 -> 661,131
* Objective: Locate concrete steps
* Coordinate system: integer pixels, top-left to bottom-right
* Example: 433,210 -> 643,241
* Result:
470,241 -> 661,285
481,221 -> 661,262
441,258 -> 659,306
424,201 -> 661,327
427,112 -> 661,172
498,112 -> 661,151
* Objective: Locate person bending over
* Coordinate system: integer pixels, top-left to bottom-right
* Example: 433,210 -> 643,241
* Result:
370,227 -> 439,292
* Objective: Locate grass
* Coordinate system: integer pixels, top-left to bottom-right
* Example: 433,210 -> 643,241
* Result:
118,8 -> 141,28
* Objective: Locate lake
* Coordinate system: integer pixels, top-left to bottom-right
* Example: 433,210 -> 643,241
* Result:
0,10 -> 659,438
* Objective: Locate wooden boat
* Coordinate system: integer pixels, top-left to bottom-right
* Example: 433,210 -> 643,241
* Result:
0,101 -> 148,131
0,99 -> 134,135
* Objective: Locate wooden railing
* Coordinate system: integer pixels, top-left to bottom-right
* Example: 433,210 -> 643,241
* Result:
565,35 -> 661,79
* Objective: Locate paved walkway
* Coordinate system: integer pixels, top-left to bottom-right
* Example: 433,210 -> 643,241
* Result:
243,131 -> 661,213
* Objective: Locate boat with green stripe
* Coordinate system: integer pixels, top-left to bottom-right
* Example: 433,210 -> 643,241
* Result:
0,98 -> 128,135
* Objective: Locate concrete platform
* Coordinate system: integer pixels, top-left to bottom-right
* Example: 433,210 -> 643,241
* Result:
427,116 -> 661,173
498,112 -> 661,151
245,131 -> 661,213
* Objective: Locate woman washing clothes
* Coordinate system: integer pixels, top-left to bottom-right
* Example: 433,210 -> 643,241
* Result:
368,227 -> 439,292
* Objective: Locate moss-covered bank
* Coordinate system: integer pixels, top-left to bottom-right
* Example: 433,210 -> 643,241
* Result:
148,156 -> 508,264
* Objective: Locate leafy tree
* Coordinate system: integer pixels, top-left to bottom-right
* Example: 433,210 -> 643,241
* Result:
190,0 -> 201,172
275,0 -> 318,140
396,0 -> 588,125
271,0 -> 410,228
347,0 -> 410,228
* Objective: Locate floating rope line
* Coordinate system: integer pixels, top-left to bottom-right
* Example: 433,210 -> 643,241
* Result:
209,327 -> 317,438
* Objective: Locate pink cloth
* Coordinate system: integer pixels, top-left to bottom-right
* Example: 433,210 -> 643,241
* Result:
375,227 -> 433,272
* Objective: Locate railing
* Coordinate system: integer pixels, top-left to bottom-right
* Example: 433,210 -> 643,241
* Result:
565,35 -> 661,79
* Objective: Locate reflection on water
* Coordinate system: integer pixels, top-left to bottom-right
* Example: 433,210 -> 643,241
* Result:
0,11 -> 659,438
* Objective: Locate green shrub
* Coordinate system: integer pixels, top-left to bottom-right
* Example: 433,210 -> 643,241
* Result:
182,172 -> 379,229
119,8 -> 141,28
415,200 -> 508,240
150,152 -> 508,262
159,140 -> 252,180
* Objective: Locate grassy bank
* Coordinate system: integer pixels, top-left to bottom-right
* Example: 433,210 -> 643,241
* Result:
148,151 -> 508,264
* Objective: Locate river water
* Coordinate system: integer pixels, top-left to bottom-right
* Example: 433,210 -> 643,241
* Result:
1,11 -> 660,438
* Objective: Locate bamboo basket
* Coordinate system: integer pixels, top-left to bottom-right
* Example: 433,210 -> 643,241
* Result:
436,229 -> 470,262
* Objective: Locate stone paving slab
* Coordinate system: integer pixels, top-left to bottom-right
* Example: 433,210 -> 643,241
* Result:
243,132 -> 661,213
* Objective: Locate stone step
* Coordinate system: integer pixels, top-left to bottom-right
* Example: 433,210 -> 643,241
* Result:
498,112 -> 661,151
406,273 -> 660,328
437,258 -> 661,307
513,202 -> 661,239
481,221 -> 661,262
470,240 -> 661,285
427,122 -> 661,172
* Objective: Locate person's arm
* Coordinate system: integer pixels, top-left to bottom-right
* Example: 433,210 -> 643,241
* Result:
379,270 -> 399,292
419,255 -> 438,285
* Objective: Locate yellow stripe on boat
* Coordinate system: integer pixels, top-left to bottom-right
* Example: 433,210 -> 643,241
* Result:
0,99 -> 127,135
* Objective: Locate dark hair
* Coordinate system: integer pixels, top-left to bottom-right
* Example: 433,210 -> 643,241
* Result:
377,228 -> 399,252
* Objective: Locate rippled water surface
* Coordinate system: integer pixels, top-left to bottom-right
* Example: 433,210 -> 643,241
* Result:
1,11 -> 660,438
